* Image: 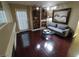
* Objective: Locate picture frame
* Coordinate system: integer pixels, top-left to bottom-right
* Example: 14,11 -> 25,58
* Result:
52,8 -> 71,24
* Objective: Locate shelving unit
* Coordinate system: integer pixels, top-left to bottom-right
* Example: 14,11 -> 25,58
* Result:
32,6 -> 40,29
31,6 -> 47,30
40,8 -> 47,29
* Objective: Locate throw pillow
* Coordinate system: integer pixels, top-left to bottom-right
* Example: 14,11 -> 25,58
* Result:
57,24 -> 68,30
48,23 -> 57,27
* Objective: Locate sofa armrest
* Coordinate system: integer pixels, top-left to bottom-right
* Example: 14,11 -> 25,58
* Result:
63,29 -> 70,37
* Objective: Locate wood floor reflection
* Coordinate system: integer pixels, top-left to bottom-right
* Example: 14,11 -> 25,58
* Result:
15,30 -> 72,57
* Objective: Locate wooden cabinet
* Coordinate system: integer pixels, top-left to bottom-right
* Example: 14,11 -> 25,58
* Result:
40,8 -> 47,28
41,21 -> 47,27
32,7 -> 47,30
32,6 -> 40,29
41,8 -> 47,19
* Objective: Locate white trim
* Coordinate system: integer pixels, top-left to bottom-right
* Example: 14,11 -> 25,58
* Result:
32,27 -> 46,31
0,23 -> 8,30
16,29 -> 32,34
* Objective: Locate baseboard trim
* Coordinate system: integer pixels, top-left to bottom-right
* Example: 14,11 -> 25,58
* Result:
32,27 -> 46,31
16,28 -> 46,33
16,29 -> 32,34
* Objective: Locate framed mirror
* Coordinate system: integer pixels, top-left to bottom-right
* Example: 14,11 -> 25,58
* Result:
52,8 -> 71,24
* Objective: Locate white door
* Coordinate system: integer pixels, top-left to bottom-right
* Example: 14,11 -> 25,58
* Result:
15,9 -> 29,32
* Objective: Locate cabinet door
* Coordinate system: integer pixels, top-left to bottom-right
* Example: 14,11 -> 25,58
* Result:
41,8 -> 47,19
32,7 -> 40,29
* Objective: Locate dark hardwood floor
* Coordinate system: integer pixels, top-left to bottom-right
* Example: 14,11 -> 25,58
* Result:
15,30 -> 72,57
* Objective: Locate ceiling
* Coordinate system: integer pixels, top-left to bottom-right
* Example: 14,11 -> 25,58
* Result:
7,1 -> 70,7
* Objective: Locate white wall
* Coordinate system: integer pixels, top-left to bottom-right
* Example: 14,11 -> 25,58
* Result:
68,20 -> 79,57
0,2 -> 15,56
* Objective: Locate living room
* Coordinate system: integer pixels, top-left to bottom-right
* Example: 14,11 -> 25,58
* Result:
0,1 -> 79,57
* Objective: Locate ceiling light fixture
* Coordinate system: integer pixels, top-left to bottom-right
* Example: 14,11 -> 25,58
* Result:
36,7 -> 39,10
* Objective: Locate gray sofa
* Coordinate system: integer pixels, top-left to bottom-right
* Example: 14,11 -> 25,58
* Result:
47,23 -> 70,37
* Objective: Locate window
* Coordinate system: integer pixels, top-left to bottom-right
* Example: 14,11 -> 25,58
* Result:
16,9 -> 29,31
0,10 -> 7,24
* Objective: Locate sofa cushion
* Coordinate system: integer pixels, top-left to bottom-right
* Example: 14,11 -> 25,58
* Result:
48,23 -> 57,27
57,24 -> 68,30
48,26 -> 64,33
